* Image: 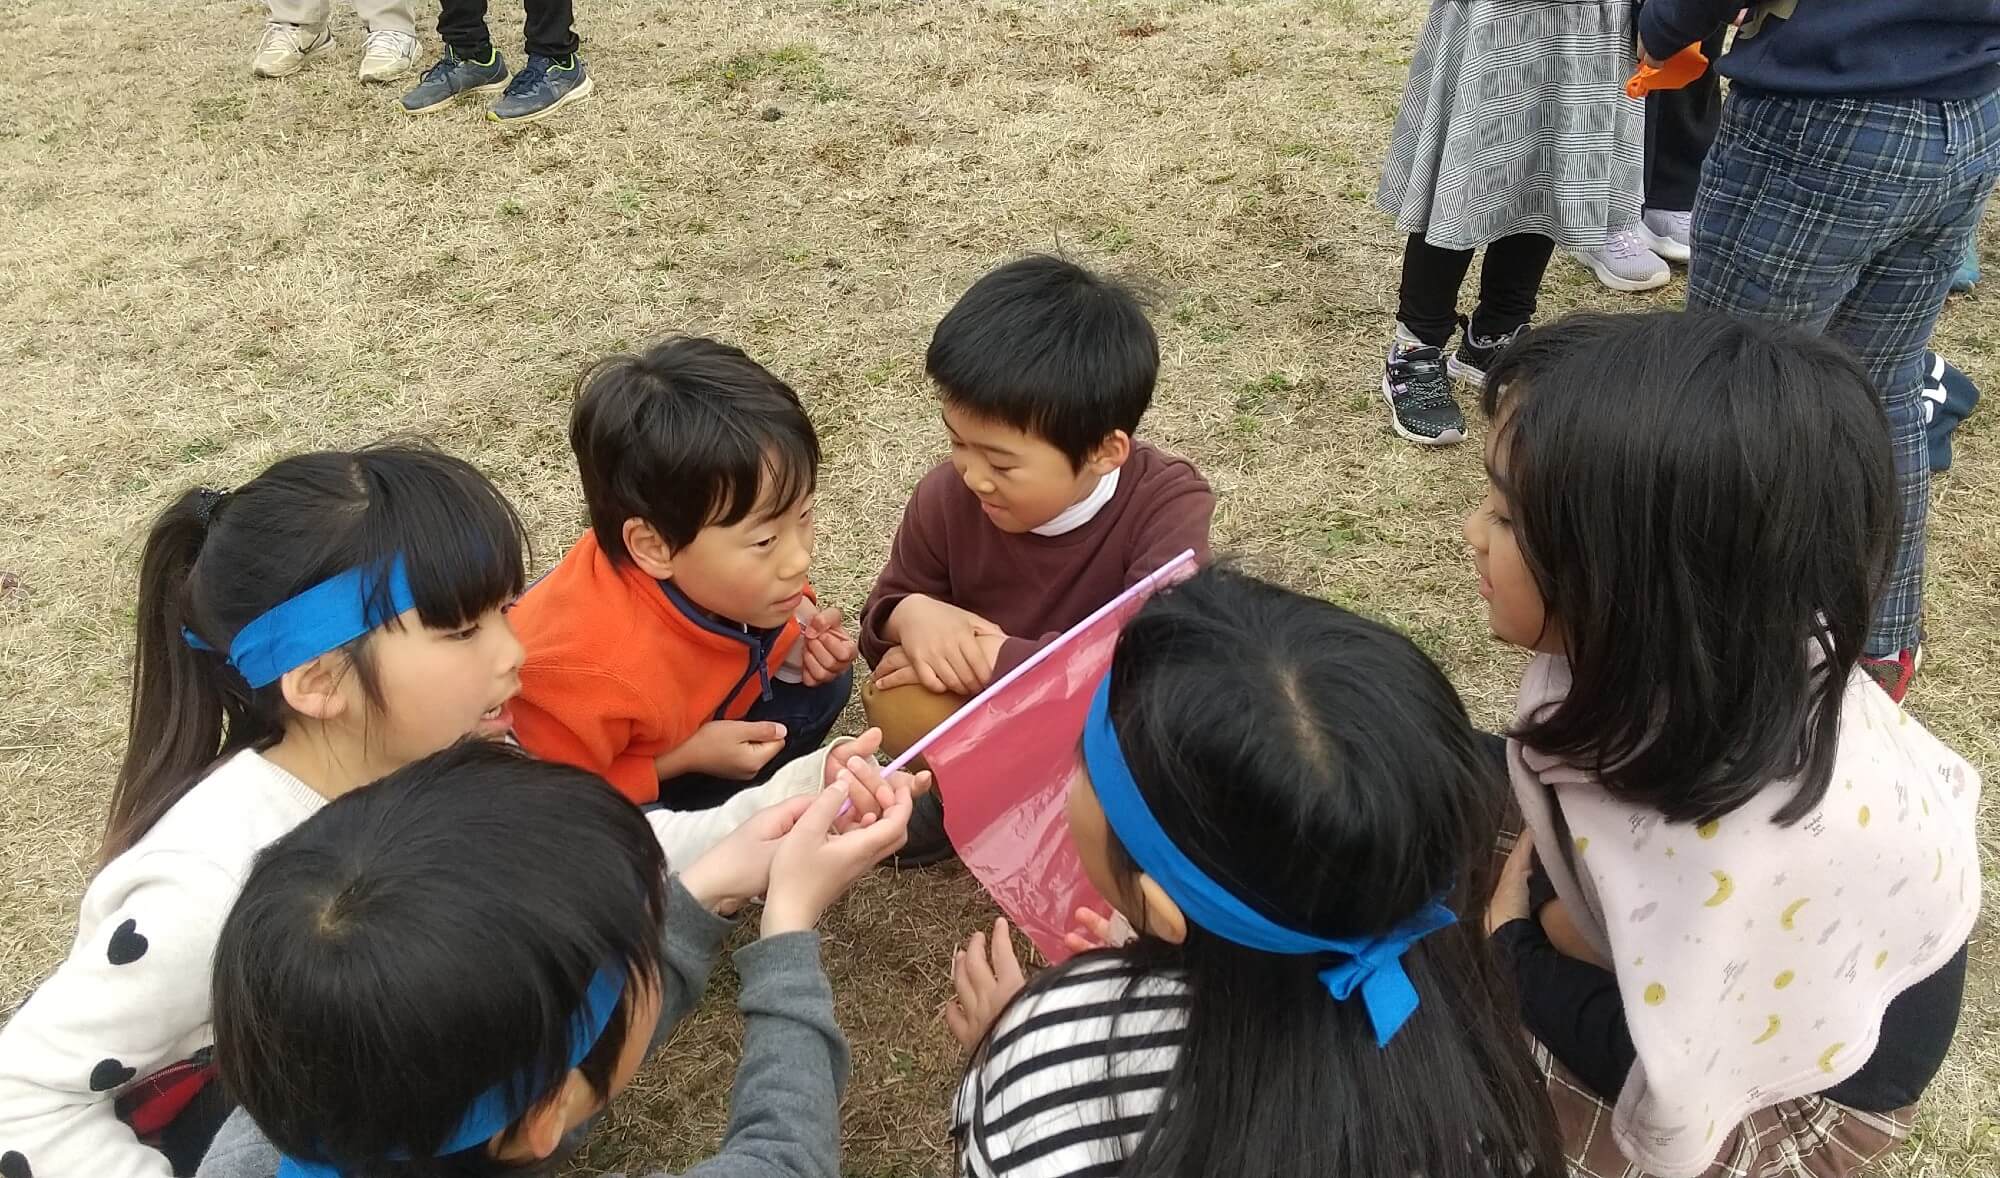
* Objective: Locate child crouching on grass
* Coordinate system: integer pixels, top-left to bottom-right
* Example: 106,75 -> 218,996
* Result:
857,256 -> 1214,863
1470,312 -> 1979,1178
196,739 -> 915,1178
507,337 -> 863,843
942,566 -> 1562,1178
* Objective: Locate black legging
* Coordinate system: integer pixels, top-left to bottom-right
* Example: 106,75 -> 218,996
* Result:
439,0 -> 579,62
1395,232 -> 1557,347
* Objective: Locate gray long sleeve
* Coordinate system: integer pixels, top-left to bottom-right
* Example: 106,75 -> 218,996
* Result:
196,874 -> 739,1178
620,930 -> 850,1178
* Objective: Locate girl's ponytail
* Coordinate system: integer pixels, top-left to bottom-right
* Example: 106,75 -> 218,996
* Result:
98,444 -> 527,867
104,488 -> 278,865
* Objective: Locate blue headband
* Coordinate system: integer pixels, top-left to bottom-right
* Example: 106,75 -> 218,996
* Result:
184,558 -> 417,689
1081,677 -> 1457,1047
276,966 -> 627,1178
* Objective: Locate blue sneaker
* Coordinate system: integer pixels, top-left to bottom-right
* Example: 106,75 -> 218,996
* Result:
1950,243 -> 1980,294
488,54 -> 593,125
400,47 -> 509,114
1921,352 -> 1980,472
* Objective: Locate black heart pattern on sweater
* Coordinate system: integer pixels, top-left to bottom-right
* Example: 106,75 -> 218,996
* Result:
1,1150 -> 33,1178
106,918 -> 148,966
89,1058 -> 136,1092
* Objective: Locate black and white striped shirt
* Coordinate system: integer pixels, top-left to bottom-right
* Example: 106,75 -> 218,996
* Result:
952,957 -> 1190,1178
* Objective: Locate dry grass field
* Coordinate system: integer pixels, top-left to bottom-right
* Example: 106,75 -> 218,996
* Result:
1,1 -> 1993,1174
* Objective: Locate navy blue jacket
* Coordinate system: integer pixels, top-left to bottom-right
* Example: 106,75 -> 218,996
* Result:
1640,1 -> 2000,99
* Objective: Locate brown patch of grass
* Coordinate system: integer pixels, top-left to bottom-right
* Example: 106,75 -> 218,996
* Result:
1,0 -> 1994,1174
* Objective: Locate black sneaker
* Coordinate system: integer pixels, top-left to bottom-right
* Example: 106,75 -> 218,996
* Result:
889,790 -> 957,868
401,46 -> 509,114
1382,330 -> 1466,446
1447,321 -> 1526,390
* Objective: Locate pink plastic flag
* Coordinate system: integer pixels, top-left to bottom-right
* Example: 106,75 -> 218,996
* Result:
880,550 -> 1198,962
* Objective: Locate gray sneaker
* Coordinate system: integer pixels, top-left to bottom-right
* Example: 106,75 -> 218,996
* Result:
401,47 -> 509,114
488,54 -> 594,125
1572,225 -> 1672,293
251,21 -> 334,78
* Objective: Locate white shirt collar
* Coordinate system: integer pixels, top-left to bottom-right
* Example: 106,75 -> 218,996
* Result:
1031,467 -> 1121,537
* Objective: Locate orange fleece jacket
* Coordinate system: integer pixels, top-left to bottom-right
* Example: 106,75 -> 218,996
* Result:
509,530 -> 806,804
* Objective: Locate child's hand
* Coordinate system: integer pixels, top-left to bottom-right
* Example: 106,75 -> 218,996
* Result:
762,783 -> 913,936
1485,831 -> 1535,935
679,794 -> 819,915
879,595 -> 1004,694
821,728 -> 934,833
796,602 -> 858,686
659,719 -> 788,782
1540,896 -> 1613,971
1061,907 -> 1136,955
945,917 -> 1028,1049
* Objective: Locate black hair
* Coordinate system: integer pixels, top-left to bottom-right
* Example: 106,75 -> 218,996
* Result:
106,443 -> 527,865
926,255 -> 1159,467
212,741 -> 667,1177
569,336 -> 820,561
1480,311 -> 1897,825
967,565 -> 1563,1178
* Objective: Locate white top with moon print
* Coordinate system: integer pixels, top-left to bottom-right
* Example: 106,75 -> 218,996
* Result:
1508,655 -> 1981,1178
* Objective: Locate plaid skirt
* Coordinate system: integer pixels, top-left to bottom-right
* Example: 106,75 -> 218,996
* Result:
1378,0 -> 1644,250
1530,1038 -> 1916,1178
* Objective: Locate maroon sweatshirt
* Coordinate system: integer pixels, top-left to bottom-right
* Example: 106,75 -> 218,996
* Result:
859,441 -> 1215,678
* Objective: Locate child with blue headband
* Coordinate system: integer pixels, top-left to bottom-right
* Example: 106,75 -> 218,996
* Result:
0,445 -> 532,1178
196,738 -> 914,1178
942,565 -> 1563,1178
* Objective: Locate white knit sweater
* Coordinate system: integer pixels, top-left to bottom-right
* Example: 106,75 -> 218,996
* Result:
0,750 -> 325,1178
0,744 -> 829,1178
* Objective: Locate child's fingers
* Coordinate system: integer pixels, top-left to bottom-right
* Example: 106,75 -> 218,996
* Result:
873,665 -> 918,691
944,998 -> 974,1044
1063,931 -> 1097,954
916,658 -> 953,695
990,918 -> 1024,984
810,605 -> 843,637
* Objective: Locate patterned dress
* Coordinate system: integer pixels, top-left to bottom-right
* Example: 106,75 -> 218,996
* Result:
1379,0 -> 1646,251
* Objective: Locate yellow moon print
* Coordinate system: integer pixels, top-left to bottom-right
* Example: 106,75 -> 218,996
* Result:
1780,898 -> 1810,930
1773,970 -> 1795,989
1703,870 -> 1736,907
1875,951 -> 1889,970
1858,805 -> 1871,827
1644,982 -> 1667,1005
1696,820 -> 1720,840
1818,1042 -> 1846,1073
1752,1015 -> 1781,1044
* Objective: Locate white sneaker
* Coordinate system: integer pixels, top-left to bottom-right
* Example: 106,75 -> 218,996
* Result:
1640,208 -> 1693,263
358,30 -> 422,84
251,21 -> 334,79
1573,225 -> 1672,293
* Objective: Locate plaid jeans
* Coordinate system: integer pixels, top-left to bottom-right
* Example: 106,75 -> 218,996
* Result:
1688,88 -> 2000,657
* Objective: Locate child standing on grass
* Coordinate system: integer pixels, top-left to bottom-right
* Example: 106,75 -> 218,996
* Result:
0,445 -> 531,1178
1374,0 -> 1643,446
252,1 -> 419,85
1641,1 -> 2000,698
399,1 -> 592,125
856,256 -> 1214,864
1469,312 -> 1979,1178
196,739 -> 915,1178
943,566 -> 1562,1178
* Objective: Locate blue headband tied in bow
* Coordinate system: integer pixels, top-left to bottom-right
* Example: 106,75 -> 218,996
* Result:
184,557 -> 416,689
1082,676 -> 1457,1047
276,965 -> 626,1178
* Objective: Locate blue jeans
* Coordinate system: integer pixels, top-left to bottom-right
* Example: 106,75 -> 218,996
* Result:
1688,88 -> 2000,656
658,668 -> 854,811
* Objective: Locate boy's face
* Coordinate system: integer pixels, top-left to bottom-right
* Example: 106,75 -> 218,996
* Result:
942,406 -> 1112,534
662,482 -> 817,630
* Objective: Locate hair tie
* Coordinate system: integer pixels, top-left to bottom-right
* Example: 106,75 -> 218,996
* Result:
193,487 -> 230,529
